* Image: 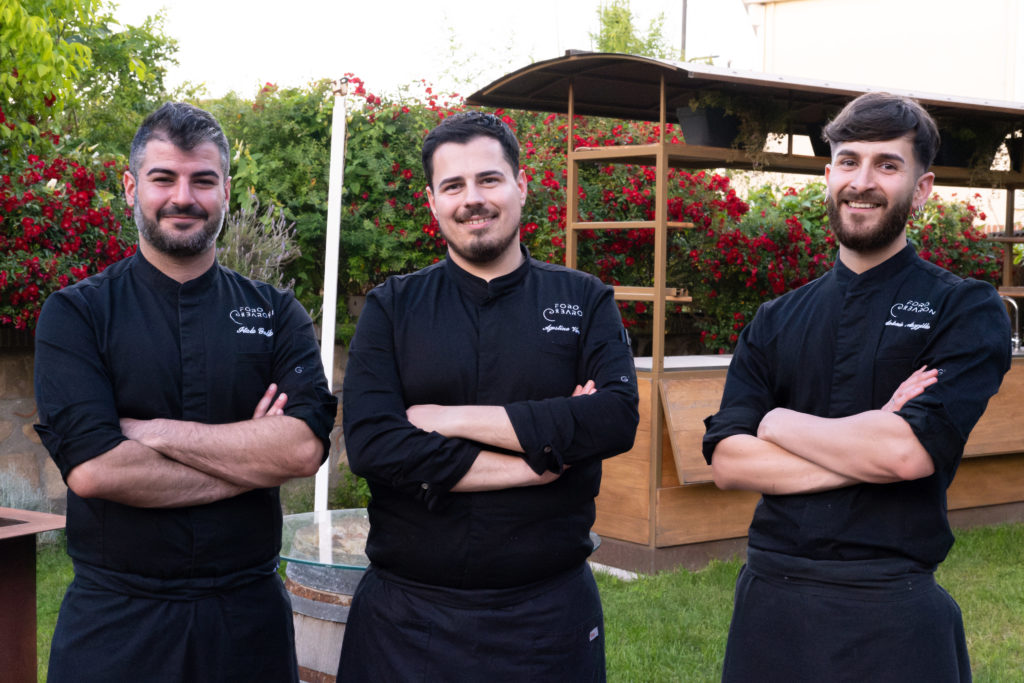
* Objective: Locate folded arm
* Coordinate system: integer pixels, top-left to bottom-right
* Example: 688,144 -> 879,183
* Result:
66,439 -> 251,507
406,381 -> 596,491
712,366 -> 937,493
120,384 -> 323,489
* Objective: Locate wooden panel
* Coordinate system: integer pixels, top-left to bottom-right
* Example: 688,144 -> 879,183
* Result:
964,359 -> 1024,457
655,483 -> 759,547
660,371 -> 726,484
594,379 -> 652,545
949,452 -> 1024,510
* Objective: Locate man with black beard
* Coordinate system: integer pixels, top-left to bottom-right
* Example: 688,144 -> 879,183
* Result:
703,92 -> 1011,681
338,111 -> 638,680
34,102 -> 337,681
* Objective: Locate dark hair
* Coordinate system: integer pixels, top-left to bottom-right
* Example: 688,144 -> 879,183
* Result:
129,102 -> 230,179
823,92 -> 940,172
421,111 -> 520,188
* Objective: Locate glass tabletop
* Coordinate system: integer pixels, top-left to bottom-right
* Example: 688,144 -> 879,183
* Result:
281,508 -> 602,571
280,509 -> 370,570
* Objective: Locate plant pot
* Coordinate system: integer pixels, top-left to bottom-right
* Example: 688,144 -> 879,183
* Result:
1006,137 -> 1024,173
676,106 -> 740,148
804,122 -> 832,158
934,135 -> 978,168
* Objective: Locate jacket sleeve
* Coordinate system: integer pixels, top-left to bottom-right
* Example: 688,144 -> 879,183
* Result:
504,281 -> 639,474
342,285 -> 480,502
701,301 -> 776,465
895,279 -> 1011,479
33,290 -> 128,480
271,293 -> 338,461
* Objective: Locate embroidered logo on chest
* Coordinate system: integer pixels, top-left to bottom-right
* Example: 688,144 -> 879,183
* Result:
230,305 -> 275,337
886,299 -> 935,331
542,302 -> 583,335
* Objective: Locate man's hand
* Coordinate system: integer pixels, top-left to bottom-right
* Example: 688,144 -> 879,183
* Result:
572,380 -> 597,396
882,366 -> 938,412
252,383 -> 288,418
406,380 -> 598,452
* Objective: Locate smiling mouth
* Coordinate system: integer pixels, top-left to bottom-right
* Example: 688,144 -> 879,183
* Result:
845,201 -> 882,209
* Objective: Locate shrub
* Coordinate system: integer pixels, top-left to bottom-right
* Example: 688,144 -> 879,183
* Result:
0,150 -> 134,330
908,193 -> 1002,286
675,182 -> 833,352
216,195 -> 301,291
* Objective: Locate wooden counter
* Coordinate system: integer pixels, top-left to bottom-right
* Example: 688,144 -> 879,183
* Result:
593,356 -> 1024,551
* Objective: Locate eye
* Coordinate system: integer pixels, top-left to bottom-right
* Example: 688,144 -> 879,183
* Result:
441,181 -> 462,193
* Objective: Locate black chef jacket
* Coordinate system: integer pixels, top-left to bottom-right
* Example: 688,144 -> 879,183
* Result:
34,251 -> 337,579
342,246 -> 639,589
704,243 -> 1011,570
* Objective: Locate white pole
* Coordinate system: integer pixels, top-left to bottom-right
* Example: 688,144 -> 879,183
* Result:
315,79 -> 349,519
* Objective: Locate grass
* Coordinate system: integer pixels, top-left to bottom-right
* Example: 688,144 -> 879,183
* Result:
36,523 -> 1024,682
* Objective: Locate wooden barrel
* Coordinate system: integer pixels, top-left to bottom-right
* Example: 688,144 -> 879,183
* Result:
285,562 -> 365,683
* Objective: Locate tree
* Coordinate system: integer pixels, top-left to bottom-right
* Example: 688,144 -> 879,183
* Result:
59,7 -> 192,154
0,0 -> 97,159
590,0 -> 678,60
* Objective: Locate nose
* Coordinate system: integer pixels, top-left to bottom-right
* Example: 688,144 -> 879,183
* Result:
463,181 -> 485,206
170,178 -> 195,207
849,164 -> 877,193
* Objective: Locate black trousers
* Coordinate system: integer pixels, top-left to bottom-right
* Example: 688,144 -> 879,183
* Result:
722,550 -> 971,683
47,560 -> 298,683
338,562 -> 605,682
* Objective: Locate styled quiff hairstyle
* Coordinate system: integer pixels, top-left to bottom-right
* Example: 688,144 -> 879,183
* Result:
421,111 -> 520,189
823,92 -> 941,173
128,102 -> 230,179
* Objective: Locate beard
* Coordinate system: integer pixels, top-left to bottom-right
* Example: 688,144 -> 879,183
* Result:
826,189 -> 913,254
440,207 -> 520,265
135,196 -> 224,258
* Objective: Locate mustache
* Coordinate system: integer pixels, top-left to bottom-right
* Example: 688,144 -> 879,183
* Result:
836,191 -> 887,206
157,204 -> 208,219
454,208 -> 497,222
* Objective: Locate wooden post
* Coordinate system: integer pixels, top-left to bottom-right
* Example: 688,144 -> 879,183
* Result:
0,508 -> 65,683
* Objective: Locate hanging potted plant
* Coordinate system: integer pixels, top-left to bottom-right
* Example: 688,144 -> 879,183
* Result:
678,90 -> 790,168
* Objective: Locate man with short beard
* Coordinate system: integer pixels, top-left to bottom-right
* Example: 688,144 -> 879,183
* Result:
338,111 -> 639,680
703,92 -> 1011,681
33,102 -> 337,682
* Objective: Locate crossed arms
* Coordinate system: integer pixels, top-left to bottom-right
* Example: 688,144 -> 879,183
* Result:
711,367 -> 938,495
66,384 -> 323,508
406,381 -> 596,492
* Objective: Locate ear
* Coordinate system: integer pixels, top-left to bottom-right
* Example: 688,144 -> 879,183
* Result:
123,170 -> 136,207
516,168 -> 527,206
224,176 -> 231,207
425,185 -> 437,217
913,171 -> 935,209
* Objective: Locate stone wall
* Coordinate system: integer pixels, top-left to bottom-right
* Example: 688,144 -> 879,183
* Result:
0,349 -> 65,513
0,346 -> 347,515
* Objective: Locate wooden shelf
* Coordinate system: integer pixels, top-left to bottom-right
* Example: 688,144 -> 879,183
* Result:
614,286 -> 691,303
569,220 -> 694,231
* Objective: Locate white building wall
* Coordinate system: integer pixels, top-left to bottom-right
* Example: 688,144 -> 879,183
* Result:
749,0 -> 1023,103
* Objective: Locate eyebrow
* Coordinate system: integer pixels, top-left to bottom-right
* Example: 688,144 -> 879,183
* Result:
145,167 -> 222,180
437,169 -> 505,186
834,148 -> 907,165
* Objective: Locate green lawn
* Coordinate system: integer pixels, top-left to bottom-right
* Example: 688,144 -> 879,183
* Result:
37,523 -> 1024,682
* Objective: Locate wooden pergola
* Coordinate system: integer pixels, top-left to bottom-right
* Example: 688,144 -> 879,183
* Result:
467,53 -> 1024,570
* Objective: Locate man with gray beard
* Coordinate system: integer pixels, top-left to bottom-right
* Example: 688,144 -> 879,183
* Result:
34,102 -> 337,682
703,92 -> 1011,681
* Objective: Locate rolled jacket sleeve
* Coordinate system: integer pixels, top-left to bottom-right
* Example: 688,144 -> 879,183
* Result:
342,288 -> 480,498
505,285 -> 638,474
895,279 -> 1011,478
271,296 -> 338,459
702,303 -> 775,465
34,291 -> 128,480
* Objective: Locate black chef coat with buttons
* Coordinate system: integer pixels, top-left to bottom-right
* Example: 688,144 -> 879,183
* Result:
34,251 -> 337,579
704,243 -> 1011,570
342,247 -> 639,589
